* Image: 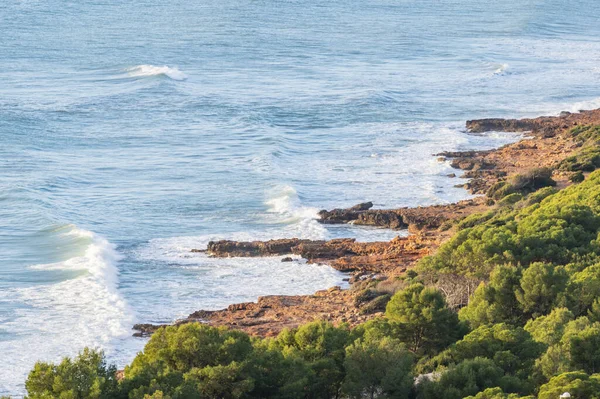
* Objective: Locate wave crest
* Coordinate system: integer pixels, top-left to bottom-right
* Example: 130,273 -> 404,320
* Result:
126,65 -> 187,81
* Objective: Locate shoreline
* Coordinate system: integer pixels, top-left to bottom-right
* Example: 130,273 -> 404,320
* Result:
133,108 -> 600,338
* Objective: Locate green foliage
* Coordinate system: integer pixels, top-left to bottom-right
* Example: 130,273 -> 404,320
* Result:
510,168 -> 556,192
419,170 -> 600,278
459,265 -> 523,328
463,387 -> 532,399
385,283 -> 466,354
342,336 -> 413,399
558,125 -> 600,172
524,307 -> 574,346
421,323 -> 543,386
534,316 -> 600,380
497,193 -> 523,207
416,358 -> 520,399
487,168 -> 556,202
25,348 -> 119,399
538,371 -> 600,399
274,321 -> 350,398
517,186 -> 558,208
570,171 -> 585,183
567,263 -> 600,315
457,211 -> 496,230
515,262 -> 568,318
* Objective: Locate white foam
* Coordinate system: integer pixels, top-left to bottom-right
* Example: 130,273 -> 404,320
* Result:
493,63 -> 509,76
265,185 -> 328,239
130,234 -> 350,323
126,65 -> 188,81
0,225 -> 137,397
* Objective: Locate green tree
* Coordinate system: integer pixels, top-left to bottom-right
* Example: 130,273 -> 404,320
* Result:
568,263 -> 600,315
420,323 -> 543,385
515,262 -> 568,318
180,363 -> 253,398
535,317 -> 600,379
274,321 -> 350,398
459,265 -> 522,328
25,348 -> 119,399
386,284 -> 465,354
538,372 -> 600,399
416,358 -> 518,399
524,307 -> 574,346
342,336 -> 413,399
463,387 -> 533,399
123,323 -> 254,398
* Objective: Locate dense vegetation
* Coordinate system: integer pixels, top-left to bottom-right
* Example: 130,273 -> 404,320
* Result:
19,155 -> 600,398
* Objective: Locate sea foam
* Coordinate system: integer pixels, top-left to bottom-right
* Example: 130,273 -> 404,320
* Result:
126,64 -> 188,80
0,225 -> 137,396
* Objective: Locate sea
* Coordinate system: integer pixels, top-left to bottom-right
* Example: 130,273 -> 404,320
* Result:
1,0 -> 600,395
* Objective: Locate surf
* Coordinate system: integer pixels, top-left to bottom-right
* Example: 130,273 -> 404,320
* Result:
125,65 -> 188,81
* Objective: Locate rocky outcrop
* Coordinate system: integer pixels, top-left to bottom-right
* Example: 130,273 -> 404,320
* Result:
317,199 -> 484,231
203,237 -> 434,272
206,238 -> 309,257
135,109 -> 600,339
467,108 -> 600,136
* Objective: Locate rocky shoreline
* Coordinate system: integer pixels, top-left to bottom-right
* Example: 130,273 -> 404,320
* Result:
134,108 -> 600,338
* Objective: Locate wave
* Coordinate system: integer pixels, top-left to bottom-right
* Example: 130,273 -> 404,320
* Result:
126,64 -> 188,81
492,63 -> 509,76
0,225 -> 137,396
265,185 -> 330,240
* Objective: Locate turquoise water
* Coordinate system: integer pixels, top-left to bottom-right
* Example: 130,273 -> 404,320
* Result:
2,0 -> 600,394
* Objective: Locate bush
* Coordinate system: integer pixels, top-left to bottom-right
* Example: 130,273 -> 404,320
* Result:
571,171 -> 585,183
497,193 -> 523,207
510,168 -> 556,192
419,170 -> 600,279
417,358 -> 521,399
538,371 -> 600,399
342,336 -> 413,399
25,348 -> 120,399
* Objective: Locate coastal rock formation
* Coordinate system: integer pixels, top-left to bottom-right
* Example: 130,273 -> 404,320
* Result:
317,199 -> 486,232
135,109 -> 600,339
203,235 -> 438,273
318,207 -> 406,229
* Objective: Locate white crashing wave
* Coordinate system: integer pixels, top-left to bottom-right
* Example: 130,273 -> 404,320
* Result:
126,64 -> 188,81
264,185 -> 328,239
0,225 -> 137,397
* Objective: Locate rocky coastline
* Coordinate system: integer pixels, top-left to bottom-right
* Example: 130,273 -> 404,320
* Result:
134,108 -> 600,338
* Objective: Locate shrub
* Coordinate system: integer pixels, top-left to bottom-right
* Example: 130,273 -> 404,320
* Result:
538,371 -> 600,399
386,284 -> 466,355
571,171 -> 585,183
25,348 -> 120,399
419,170 -> 600,279
497,193 -> 523,207
417,358 -> 521,399
342,336 -> 413,399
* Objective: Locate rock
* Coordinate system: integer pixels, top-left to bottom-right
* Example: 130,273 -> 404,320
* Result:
318,206 -> 406,229
204,238 -> 311,257
447,173 -> 456,178
349,201 -> 373,211
132,323 -> 166,337
466,118 -> 544,133
228,302 -> 254,311
281,257 -> 294,262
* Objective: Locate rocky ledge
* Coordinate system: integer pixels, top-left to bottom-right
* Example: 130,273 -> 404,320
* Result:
134,109 -> 600,338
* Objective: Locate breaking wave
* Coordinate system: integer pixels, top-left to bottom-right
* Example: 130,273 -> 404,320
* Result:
126,64 -> 188,80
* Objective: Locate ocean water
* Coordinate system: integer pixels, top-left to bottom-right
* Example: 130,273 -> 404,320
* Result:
2,0 -> 600,395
